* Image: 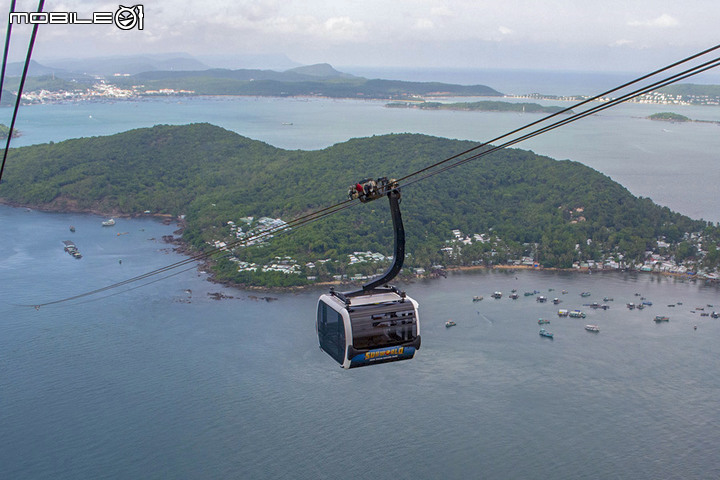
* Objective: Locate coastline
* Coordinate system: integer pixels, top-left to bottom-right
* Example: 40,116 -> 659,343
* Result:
2,201 -> 715,295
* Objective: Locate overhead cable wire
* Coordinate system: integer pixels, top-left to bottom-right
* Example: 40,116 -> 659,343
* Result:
0,0 -> 44,184
25,45 -> 720,307
400,54 -> 720,190
0,0 -> 17,104
26,198 -> 360,307
394,43 -> 720,186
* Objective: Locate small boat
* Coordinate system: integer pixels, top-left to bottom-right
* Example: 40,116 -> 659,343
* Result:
102,218 -> 116,226
627,303 -> 635,310
569,310 -> 586,318
654,315 -> 670,323
445,320 -> 456,328
509,293 -> 519,300
472,296 -> 483,302
580,292 -> 591,297
603,297 -> 614,302
536,295 -> 547,303
585,325 -> 600,332
491,291 -> 502,299
552,298 -> 561,304
711,312 -> 719,319
69,226 -> 75,232
557,309 -> 569,317
538,318 -> 550,325
539,328 -> 554,339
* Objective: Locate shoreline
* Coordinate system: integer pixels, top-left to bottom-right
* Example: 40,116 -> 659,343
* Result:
2,201 -> 715,294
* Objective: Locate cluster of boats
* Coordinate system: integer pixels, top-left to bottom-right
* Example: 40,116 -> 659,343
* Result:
62,240 -> 82,259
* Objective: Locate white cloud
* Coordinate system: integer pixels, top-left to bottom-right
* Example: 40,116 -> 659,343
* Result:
628,13 -> 679,28
414,18 -> 435,30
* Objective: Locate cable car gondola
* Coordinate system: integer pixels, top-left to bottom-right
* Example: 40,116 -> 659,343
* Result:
316,178 -> 420,368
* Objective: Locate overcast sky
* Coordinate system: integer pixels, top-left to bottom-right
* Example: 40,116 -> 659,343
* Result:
6,0 -> 720,73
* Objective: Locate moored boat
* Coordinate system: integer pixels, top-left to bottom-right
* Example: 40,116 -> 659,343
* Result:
102,218 -> 116,226
539,328 -> 554,339
585,324 -> 600,332
654,315 -> 669,323
558,309 -> 569,317
569,310 -> 586,318
538,318 -> 550,325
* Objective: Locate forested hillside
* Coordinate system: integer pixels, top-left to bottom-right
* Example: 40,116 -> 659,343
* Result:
1,124 -> 716,286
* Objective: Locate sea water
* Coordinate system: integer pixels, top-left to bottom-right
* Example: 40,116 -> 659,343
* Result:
1,205 -> 720,479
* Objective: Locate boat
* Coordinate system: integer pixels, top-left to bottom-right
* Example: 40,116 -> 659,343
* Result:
627,302 -> 635,310
102,218 -> 116,226
585,325 -> 600,332
62,240 -> 82,259
654,315 -> 670,322
491,291 -> 502,299
569,310 -> 586,318
538,318 -> 550,325
557,309 -> 569,317
552,298 -> 561,304
580,292 -> 591,297
472,296 -> 483,302
539,328 -> 554,339
711,312 -> 719,319
69,225 -> 75,232
445,320 -> 456,328
509,293 -> 519,300
536,295 -> 547,303
603,297 -> 614,302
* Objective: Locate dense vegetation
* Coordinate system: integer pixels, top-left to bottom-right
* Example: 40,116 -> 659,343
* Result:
658,84 -> 720,97
648,112 -> 690,122
387,101 -> 570,114
1,124 -> 717,286
112,64 -> 503,99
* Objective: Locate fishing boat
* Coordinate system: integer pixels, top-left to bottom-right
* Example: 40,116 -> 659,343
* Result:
580,292 -> 591,297
472,296 -> 483,302
569,310 -> 586,318
445,320 -> 456,328
539,328 -> 554,339
557,309 -> 569,317
585,325 -> 600,332
538,318 -> 550,325
654,315 -> 670,323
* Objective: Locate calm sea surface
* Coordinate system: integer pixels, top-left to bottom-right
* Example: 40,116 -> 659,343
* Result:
1,205 -> 719,479
2,70 -> 720,478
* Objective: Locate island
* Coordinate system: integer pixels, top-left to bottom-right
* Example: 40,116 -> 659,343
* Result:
386,100 -> 572,114
1,123 -> 718,287
648,112 -> 691,122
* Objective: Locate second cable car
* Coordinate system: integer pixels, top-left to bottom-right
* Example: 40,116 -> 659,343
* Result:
316,178 -> 421,368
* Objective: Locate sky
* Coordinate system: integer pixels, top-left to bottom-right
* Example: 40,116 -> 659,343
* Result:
5,0 -> 720,74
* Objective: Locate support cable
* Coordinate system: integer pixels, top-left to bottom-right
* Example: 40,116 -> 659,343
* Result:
0,0 -> 44,184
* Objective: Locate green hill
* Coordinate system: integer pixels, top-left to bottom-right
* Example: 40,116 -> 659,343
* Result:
115,66 -> 503,99
1,124 -> 716,286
